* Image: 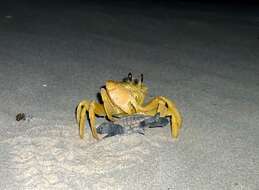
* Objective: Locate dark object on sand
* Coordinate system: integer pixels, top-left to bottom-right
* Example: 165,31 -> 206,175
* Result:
97,113 -> 169,138
16,113 -> 26,121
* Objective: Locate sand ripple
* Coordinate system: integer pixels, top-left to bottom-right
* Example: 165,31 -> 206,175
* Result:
1,131 -> 161,189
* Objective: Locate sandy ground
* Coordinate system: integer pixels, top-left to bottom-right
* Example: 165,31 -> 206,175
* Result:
0,1 -> 259,189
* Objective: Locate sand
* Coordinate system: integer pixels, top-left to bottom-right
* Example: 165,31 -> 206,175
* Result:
0,1 -> 259,189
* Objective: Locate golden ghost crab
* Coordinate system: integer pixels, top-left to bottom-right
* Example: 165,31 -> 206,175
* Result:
76,73 -> 182,140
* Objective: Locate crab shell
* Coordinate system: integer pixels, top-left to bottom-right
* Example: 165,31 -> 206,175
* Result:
104,80 -> 148,115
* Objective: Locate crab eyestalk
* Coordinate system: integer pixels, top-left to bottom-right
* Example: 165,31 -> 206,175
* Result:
128,72 -> 132,81
138,73 -> 144,86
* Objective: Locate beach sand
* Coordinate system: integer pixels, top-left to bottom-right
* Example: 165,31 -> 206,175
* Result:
0,1 -> 259,189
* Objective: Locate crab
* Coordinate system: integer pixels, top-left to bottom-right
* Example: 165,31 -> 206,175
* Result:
76,73 -> 182,140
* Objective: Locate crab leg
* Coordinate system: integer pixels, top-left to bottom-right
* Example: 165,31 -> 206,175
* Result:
132,96 -> 182,138
76,100 -> 89,123
76,100 -> 106,139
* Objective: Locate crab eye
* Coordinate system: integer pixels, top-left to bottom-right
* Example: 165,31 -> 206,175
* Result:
141,73 -> 144,83
128,73 -> 132,81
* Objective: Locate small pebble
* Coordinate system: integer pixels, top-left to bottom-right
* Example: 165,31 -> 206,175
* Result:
16,113 -> 26,121
16,113 -> 33,121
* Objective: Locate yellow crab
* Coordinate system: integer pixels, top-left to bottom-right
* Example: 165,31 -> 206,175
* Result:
76,73 -> 182,140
